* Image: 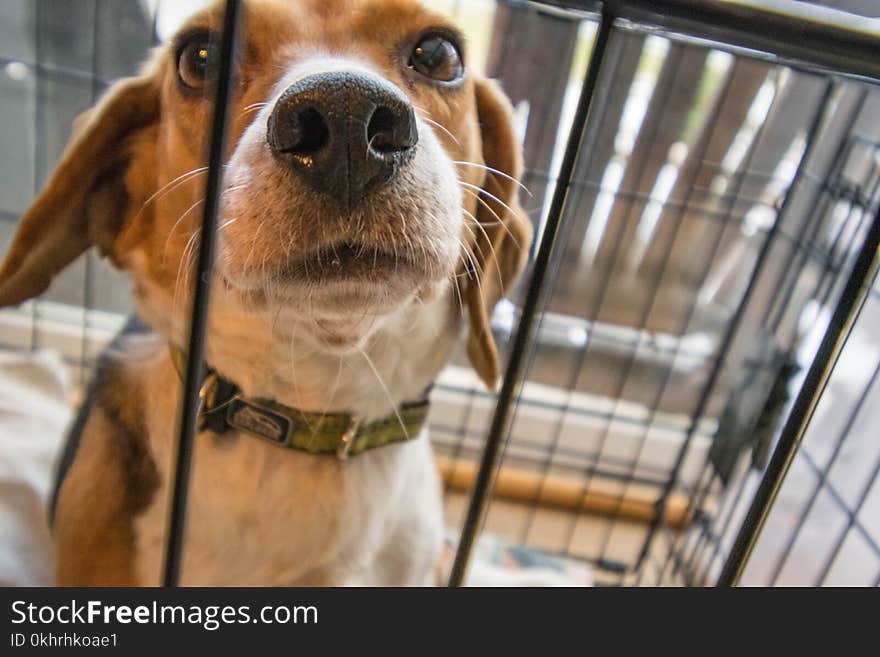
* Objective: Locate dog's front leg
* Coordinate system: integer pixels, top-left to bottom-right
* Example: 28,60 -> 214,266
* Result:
54,403 -> 157,586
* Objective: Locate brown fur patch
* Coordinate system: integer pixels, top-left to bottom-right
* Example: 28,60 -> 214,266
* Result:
53,333 -> 160,586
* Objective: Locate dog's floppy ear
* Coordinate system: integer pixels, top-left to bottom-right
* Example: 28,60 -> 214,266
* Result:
0,73 -> 160,307
464,78 -> 533,390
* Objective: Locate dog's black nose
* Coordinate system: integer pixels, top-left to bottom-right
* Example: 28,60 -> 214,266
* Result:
267,71 -> 418,207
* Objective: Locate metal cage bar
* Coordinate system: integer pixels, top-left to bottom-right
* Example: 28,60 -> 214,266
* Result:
538,0 -> 880,80
444,0 -> 880,585
161,0 -> 241,587
447,6 -> 615,588
635,79 -> 837,576
717,203 -> 880,586
660,139 -> 878,584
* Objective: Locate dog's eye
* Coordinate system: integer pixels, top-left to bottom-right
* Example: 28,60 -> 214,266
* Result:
177,35 -> 216,89
409,35 -> 462,82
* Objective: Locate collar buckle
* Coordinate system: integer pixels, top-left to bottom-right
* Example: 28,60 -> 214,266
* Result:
197,372 -> 219,415
336,416 -> 362,461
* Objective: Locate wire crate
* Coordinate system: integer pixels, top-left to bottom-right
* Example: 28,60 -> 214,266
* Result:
0,0 -> 878,586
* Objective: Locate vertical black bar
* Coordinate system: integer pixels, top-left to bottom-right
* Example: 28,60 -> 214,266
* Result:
669,132 -> 874,586
572,52 -> 749,570
768,289 -> 880,586
717,201 -> 880,587
642,80 -> 837,580
447,11 -> 614,588
515,27 -> 628,550
161,0 -> 241,587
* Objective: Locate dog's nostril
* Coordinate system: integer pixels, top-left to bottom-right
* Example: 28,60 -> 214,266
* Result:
269,104 -> 329,157
367,105 -> 416,155
367,107 -> 397,153
286,107 -> 329,155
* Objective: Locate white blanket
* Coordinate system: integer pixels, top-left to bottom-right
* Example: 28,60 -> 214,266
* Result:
0,349 -> 71,586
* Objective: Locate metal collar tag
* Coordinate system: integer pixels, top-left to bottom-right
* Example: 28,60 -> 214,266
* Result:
225,398 -> 294,445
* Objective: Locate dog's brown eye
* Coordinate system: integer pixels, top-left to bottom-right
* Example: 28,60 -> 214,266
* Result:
409,35 -> 462,82
177,36 -> 216,89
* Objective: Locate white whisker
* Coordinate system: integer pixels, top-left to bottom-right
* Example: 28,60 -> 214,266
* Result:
460,186 -> 523,251
413,106 -> 461,147
358,348 -> 409,441
453,160 -> 532,196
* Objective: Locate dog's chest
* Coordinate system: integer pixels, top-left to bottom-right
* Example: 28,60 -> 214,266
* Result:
134,422 -> 431,586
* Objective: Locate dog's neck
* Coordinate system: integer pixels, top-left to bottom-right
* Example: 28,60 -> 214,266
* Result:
139,277 -> 461,423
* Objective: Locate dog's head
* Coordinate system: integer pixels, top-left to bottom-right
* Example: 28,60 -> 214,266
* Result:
0,0 -> 531,390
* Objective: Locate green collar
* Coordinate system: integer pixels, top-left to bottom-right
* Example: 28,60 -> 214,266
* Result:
171,348 -> 430,459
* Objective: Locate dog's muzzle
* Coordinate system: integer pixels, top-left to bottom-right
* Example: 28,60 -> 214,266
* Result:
267,71 -> 419,207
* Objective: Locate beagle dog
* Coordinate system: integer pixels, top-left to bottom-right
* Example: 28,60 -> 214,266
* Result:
0,0 -> 531,585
